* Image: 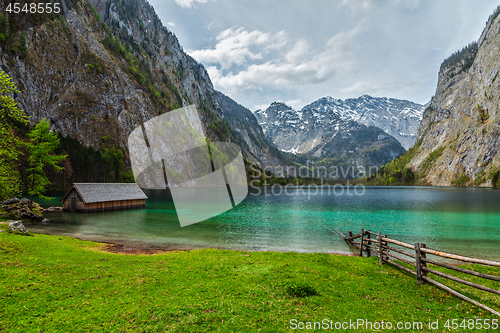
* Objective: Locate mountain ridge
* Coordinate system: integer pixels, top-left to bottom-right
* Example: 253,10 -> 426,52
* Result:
0,0 -> 231,154
254,94 -> 424,153
253,97 -> 407,177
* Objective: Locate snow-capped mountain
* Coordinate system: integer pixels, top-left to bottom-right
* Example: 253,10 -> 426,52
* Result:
255,95 -> 425,153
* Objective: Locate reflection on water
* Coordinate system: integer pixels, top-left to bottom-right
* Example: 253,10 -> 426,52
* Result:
28,186 -> 500,260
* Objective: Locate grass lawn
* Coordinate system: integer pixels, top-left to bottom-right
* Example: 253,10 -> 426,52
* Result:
0,224 -> 499,332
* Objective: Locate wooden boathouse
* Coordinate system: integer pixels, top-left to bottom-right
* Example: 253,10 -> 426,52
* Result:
61,183 -> 147,212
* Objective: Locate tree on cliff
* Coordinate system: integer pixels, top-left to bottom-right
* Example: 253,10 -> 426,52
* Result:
25,119 -> 67,207
0,70 -> 28,201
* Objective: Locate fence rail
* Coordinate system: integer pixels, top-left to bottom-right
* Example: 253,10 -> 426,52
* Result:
341,229 -> 500,317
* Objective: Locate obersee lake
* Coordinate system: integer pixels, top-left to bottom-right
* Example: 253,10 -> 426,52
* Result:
28,186 -> 500,260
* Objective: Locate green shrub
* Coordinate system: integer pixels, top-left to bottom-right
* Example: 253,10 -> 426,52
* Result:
477,105 -> 489,123
474,170 -> 487,186
82,51 -> 106,74
0,14 -> 6,35
420,146 -> 445,174
451,172 -> 470,187
492,170 -> 500,188
127,65 -> 138,76
90,5 -> 100,22
281,281 -> 318,297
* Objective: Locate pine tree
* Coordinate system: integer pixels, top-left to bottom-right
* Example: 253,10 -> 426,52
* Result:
26,119 -> 67,207
18,32 -> 27,58
0,71 -> 28,201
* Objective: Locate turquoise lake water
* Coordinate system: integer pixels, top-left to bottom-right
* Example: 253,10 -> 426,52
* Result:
27,186 -> 500,260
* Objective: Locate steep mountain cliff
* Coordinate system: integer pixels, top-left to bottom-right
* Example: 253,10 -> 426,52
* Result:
255,95 -> 423,152
0,0 -> 230,155
405,8 -> 500,186
216,92 -> 296,175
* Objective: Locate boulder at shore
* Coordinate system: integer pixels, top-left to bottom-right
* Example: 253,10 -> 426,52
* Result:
9,221 -> 29,235
1,198 -> 44,221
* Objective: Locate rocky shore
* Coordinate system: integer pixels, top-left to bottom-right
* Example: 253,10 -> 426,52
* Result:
0,198 -> 62,223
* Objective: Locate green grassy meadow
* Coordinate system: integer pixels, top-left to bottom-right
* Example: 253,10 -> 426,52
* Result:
0,224 -> 499,332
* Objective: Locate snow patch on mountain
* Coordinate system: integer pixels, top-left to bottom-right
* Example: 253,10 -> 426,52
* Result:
255,95 -> 424,152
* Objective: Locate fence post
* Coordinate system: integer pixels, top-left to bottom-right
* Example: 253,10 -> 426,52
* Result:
360,229 -> 364,257
421,243 -> 427,279
415,242 -> 423,285
383,234 -> 388,261
378,231 -> 383,265
366,230 -> 371,257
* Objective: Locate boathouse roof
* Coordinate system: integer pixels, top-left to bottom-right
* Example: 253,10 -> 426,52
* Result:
61,183 -> 148,204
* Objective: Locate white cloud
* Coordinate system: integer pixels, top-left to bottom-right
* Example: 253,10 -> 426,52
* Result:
341,80 -> 375,94
341,0 -> 422,12
285,39 -> 310,64
167,22 -> 175,27
150,0 -> 499,109
194,23 -> 364,94
252,104 -> 272,112
340,0 -> 374,12
341,79 -> 421,97
190,27 -> 287,69
174,0 -> 213,9
285,99 -> 303,110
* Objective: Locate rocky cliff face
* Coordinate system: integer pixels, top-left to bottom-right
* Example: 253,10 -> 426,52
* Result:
0,0 -> 228,153
255,95 -> 424,152
217,92 -> 293,174
408,9 -> 500,186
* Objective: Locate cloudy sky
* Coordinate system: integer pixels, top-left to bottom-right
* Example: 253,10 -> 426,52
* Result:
149,0 -> 499,110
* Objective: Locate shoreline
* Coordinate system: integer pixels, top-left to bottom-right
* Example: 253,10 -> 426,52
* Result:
61,237 -> 500,266
101,242 -> 359,256
92,237 -> 360,256
3,224 -> 359,256
3,227 -> 498,264
102,243 -> 194,255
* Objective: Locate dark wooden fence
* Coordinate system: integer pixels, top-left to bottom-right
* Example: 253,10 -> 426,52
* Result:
342,229 -> 500,317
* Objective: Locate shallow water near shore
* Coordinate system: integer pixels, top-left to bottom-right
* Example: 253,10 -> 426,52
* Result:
27,186 -> 500,260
